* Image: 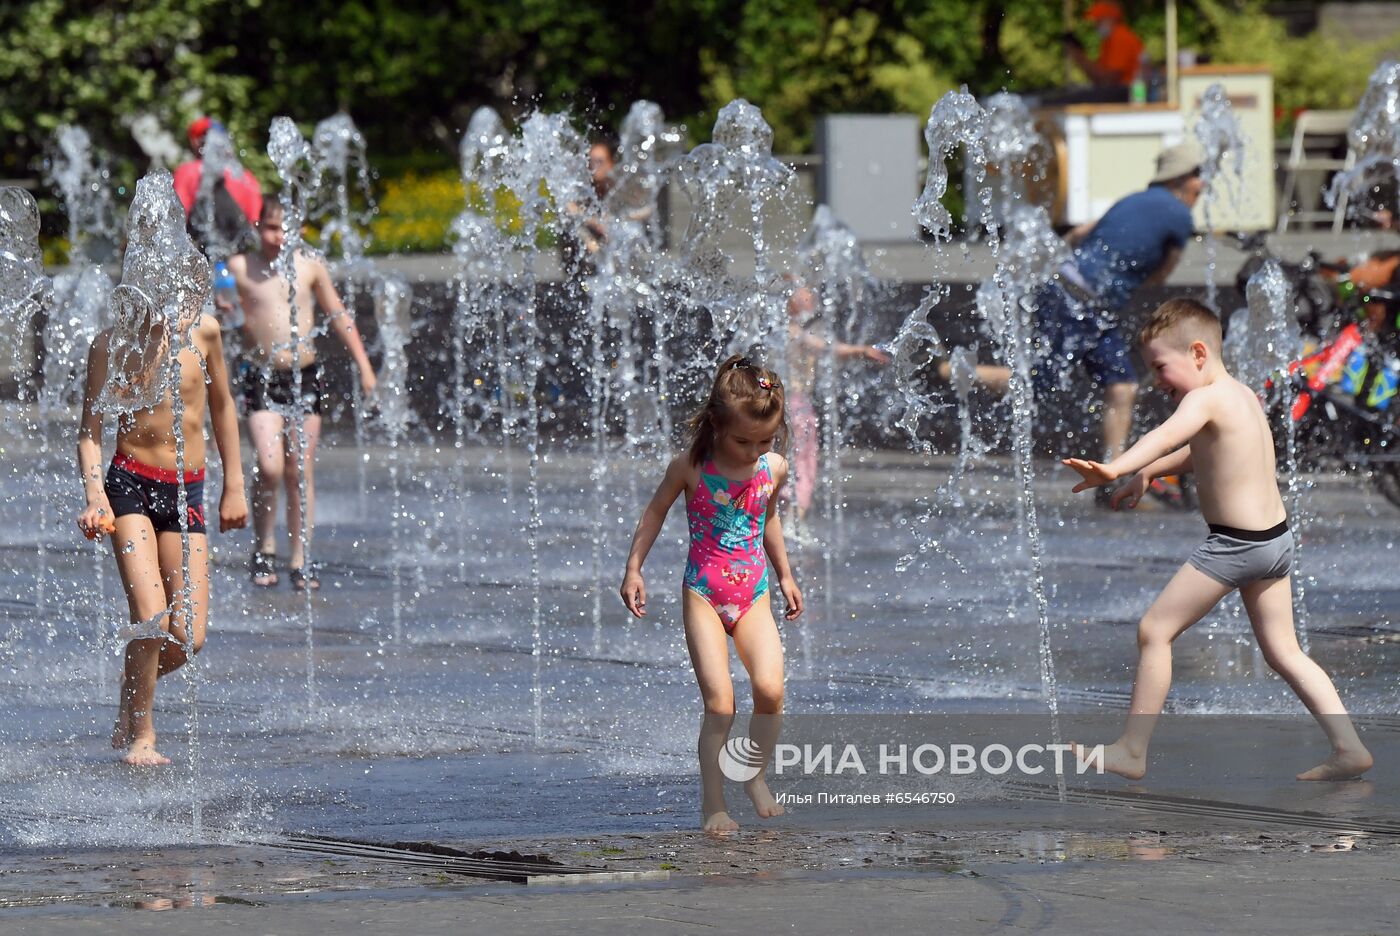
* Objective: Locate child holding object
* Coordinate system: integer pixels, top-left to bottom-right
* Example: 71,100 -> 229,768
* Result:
620,354 -> 803,831
1063,298 -> 1370,781
76,174 -> 247,766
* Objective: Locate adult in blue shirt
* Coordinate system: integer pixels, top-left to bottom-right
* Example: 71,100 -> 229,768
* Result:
1035,142 -> 1202,469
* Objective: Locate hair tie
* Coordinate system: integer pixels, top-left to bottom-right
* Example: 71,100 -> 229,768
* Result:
757,376 -> 772,390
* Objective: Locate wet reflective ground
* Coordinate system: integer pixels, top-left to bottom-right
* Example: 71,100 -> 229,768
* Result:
2,423 -> 1398,858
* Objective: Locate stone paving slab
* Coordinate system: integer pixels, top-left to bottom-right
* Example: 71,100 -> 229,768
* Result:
11,845 -> 1400,935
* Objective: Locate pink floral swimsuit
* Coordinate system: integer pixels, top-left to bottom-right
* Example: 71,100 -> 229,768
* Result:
683,454 -> 775,632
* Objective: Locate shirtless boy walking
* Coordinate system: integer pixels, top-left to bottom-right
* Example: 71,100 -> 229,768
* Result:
227,200 -> 377,590
1064,298 -> 1372,782
78,302 -> 247,766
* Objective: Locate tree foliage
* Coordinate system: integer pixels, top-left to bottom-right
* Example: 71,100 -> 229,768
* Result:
0,0 -> 254,180
1,0 -> 1395,229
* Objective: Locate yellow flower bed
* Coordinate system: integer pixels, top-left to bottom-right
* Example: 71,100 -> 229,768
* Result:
369,170 -> 557,254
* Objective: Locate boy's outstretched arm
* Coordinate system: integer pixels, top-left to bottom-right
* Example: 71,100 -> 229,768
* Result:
200,319 -> 248,532
1143,445 -> 1193,480
1108,446 -> 1194,510
620,455 -> 688,617
762,457 -> 802,620
311,260 -> 377,397
1064,388 -> 1212,492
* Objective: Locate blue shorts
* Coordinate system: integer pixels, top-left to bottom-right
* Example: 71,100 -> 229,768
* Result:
1031,283 -> 1137,392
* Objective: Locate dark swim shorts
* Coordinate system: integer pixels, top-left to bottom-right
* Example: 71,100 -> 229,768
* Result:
104,452 -> 207,535
240,359 -> 326,416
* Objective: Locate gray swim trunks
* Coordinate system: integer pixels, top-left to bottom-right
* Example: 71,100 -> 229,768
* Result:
1187,521 -> 1293,590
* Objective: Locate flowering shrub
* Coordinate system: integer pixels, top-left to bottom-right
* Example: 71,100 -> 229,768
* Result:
369,170 -> 555,255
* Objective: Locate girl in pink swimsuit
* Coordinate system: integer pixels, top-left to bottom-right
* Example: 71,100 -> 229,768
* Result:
620,354 -> 803,832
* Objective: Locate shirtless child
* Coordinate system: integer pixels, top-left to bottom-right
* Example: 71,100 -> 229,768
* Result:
1063,298 -> 1372,782
227,200 -> 377,590
78,305 -> 247,766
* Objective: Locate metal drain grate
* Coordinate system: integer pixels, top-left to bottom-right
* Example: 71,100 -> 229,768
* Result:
250,833 -> 671,885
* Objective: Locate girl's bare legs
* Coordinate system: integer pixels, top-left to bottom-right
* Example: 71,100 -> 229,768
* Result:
1078,563 -> 1232,779
283,413 -> 321,573
683,590 -> 739,832
1242,575 -> 1372,780
731,598 -> 785,819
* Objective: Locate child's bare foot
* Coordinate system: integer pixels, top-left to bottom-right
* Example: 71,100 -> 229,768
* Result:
745,777 -> 785,818
122,735 -> 171,767
702,810 -> 739,833
1072,741 -> 1146,780
1297,746 -> 1373,781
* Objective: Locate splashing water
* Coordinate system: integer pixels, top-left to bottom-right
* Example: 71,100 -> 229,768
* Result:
892,89 -> 991,447
310,112 -> 380,506
452,106 -> 514,519
912,89 -> 987,240
1194,84 -> 1247,309
795,204 -> 885,499
97,172 -> 209,415
980,93 -> 1047,231
49,125 -> 118,262
899,91 -> 1063,793
44,127 -> 116,411
583,102 -> 683,641
611,99 -> 684,446
268,116 -> 323,710
3,95 -> 1394,854
1328,61 -> 1400,220
672,100 -> 793,348
375,274 -> 414,647
188,125 -> 257,264
1227,261 -> 1311,649
947,346 -> 984,505
0,187 -> 56,625
42,266 -> 111,411
614,100 -> 682,252
0,187 -> 51,327
1225,260 -> 1299,395
503,111 -> 594,742
311,113 -> 376,262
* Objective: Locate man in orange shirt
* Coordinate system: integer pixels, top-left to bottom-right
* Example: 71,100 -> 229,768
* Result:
1065,1 -> 1144,89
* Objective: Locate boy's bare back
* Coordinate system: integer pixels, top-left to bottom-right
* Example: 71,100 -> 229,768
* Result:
1179,373 -> 1287,531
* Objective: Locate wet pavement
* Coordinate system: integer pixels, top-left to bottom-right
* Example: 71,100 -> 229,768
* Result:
1,414 -> 1398,923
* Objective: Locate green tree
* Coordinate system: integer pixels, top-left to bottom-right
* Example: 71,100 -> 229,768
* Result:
1194,0 -> 1397,129
0,0 -> 254,182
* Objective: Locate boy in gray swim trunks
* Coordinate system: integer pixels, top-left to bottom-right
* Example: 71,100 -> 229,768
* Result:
1063,298 -> 1371,781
